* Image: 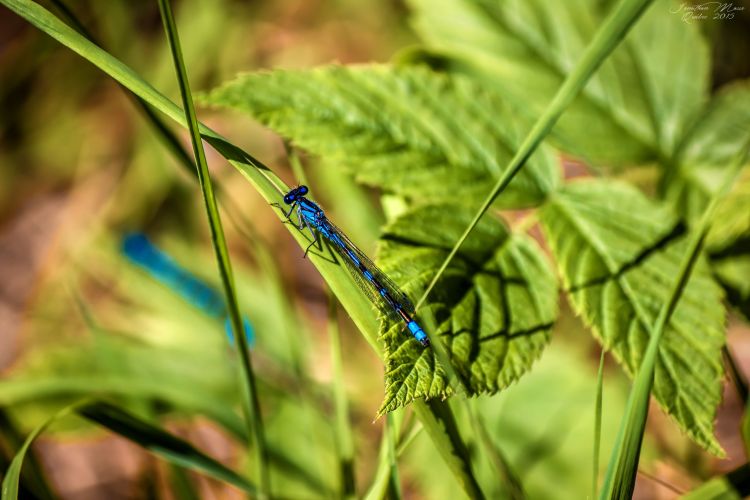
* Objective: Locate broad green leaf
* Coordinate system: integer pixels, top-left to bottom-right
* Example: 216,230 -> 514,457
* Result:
664,82 -> 750,250
202,65 -> 559,208
540,180 -> 725,454
375,203 -> 558,413
77,401 -> 255,493
407,0 -> 708,166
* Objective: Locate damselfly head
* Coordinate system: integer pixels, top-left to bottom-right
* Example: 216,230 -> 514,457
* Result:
283,185 -> 309,204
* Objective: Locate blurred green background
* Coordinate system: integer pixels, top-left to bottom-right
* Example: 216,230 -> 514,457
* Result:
1,0 -> 749,498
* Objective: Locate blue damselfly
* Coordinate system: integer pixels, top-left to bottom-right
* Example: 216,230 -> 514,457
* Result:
276,186 -> 429,347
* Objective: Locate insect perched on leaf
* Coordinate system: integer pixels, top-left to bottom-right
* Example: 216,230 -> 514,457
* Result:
275,185 -> 429,347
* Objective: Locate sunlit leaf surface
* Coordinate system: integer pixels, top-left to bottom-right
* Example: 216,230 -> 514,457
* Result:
375,203 -> 558,413
540,180 -> 725,453
203,65 -> 559,208
408,0 -> 708,166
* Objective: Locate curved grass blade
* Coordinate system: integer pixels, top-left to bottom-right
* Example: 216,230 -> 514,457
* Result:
364,420 -> 395,500
0,1 -> 483,494
386,413 -> 404,500
413,0 -> 656,312
592,350 -> 605,499
0,411 -> 55,500
328,293 -> 356,498
77,401 -> 255,494
599,142 -> 750,499
1,401 -> 86,500
154,0 -> 268,494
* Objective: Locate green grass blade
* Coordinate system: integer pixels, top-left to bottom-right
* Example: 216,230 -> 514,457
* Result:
413,0 -> 655,311
154,0 -> 269,495
0,2 -> 483,494
328,293 -> 356,499
168,465 -> 201,500
593,350 -> 605,499
77,401 -> 255,494
364,426 -> 393,500
1,401 -> 86,500
385,413 -> 404,500
0,410 -> 55,500
600,143 -> 750,499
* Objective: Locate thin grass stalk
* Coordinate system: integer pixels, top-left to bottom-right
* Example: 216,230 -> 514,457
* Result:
328,292 -> 357,498
154,0 -> 269,495
363,424 -> 394,500
0,412 -> 55,500
364,409 -> 410,500
592,350 -> 606,499
396,421 -> 423,457
599,143 -> 750,499
1,401 -> 90,500
385,413 -> 403,500
413,0 -> 655,312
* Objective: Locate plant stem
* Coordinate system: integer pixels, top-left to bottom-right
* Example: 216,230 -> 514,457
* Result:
592,349 -> 605,499
328,292 -> 357,498
155,0 -> 269,496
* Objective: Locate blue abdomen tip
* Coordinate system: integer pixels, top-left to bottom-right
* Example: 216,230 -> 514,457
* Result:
407,320 -> 430,346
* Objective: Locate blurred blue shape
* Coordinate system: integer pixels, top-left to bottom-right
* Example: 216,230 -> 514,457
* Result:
121,232 -> 255,346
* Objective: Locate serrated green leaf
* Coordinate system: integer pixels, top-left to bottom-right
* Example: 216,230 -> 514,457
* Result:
407,0 -> 708,166
665,82 -> 750,250
203,64 -> 559,208
374,203 -> 558,413
540,180 -> 725,454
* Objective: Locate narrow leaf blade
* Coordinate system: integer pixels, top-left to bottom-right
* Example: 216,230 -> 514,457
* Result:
77,401 -> 255,493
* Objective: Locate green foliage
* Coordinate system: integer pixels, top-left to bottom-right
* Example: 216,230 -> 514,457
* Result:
600,137 -> 748,499
377,204 -> 558,412
156,0 -> 269,493
403,341 -> 633,500
202,65 -> 560,208
541,180 -> 725,454
197,0 -> 738,457
3,0 -> 748,496
407,0 -> 708,166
